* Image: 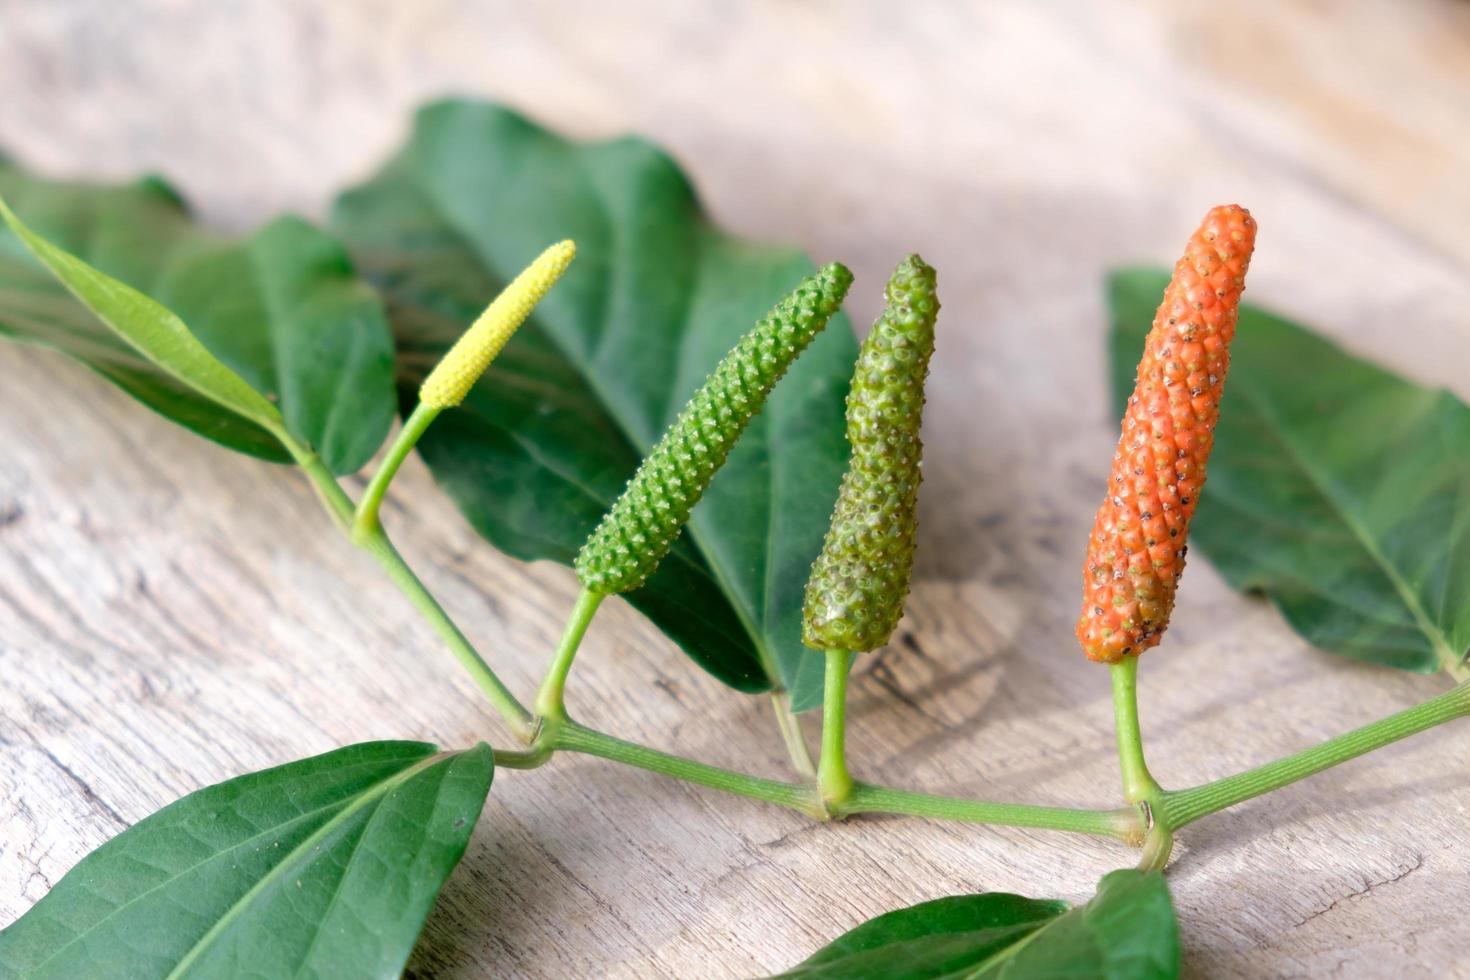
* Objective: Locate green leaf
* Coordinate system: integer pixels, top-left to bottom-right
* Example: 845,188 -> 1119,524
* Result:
0,741 -> 494,980
0,163 -> 395,474
785,893 -> 1069,977
1110,267 -> 1470,676
332,100 -> 857,707
778,869 -> 1178,979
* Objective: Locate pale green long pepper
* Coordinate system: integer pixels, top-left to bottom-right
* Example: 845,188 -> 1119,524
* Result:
803,255 -> 939,652
575,262 -> 854,595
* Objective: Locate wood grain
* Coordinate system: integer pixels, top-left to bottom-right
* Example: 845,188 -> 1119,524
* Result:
3,1 -> 1470,976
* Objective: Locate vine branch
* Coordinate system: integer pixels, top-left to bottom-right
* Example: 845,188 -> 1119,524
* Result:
288,428 -> 1470,856
1160,682 -> 1470,829
291,436 -> 535,740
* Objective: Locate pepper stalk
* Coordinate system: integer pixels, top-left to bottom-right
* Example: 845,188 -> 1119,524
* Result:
804,254 -> 940,808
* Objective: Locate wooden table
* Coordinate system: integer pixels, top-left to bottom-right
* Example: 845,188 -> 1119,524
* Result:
3,2 -> 1469,976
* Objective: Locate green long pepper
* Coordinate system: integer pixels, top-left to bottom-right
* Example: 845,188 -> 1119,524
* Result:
804,255 -> 939,652
575,262 -> 854,595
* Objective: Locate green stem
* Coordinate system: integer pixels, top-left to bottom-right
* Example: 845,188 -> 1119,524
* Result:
284,433 -> 533,740
291,415 -> 1460,848
1111,656 -> 1172,865
278,427 -> 1136,845
1110,656 -> 1161,804
547,722 -> 1141,839
770,691 -> 816,778
1447,657 -> 1470,685
1136,821 -> 1174,873
817,649 -> 855,806
353,403 -> 441,538
1160,682 -> 1470,830
554,720 -> 826,817
281,435 -> 357,528
534,589 -> 604,720
357,529 -> 535,739
839,784 -> 1140,840
492,746 -> 554,770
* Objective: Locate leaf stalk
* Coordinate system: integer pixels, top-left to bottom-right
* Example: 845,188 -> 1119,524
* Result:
770,692 -> 817,778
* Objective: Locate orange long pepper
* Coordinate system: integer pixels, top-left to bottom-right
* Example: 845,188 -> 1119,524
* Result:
1078,205 -> 1257,663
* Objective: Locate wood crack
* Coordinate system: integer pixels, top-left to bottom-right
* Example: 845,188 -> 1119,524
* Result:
35,745 -> 127,829
1292,854 -> 1425,929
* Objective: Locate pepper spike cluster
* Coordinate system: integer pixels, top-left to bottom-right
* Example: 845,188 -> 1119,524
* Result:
575,262 -> 854,595
803,254 -> 939,653
419,240 -> 577,409
1077,204 -> 1258,663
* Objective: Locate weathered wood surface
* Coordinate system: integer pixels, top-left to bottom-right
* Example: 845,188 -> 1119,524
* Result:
3,1 -> 1470,976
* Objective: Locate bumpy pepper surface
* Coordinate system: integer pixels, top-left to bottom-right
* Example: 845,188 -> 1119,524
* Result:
1077,204 -> 1257,663
575,262 -> 854,595
420,240 -> 576,409
803,254 -> 939,652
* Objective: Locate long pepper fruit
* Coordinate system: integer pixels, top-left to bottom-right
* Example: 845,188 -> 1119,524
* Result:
420,241 -> 576,409
1078,205 -> 1257,662
803,255 -> 939,653
575,263 -> 854,595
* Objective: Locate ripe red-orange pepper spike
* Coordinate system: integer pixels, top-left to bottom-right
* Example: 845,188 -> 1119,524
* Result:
1077,204 -> 1258,663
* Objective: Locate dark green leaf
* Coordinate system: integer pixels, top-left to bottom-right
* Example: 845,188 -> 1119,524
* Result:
332,100 -> 857,706
0,741 -> 494,980
783,893 -> 1067,978
1111,267 -> 1470,676
0,163 -> 395,474
997,870 -> 1178,979
778,870 -> 1178,979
